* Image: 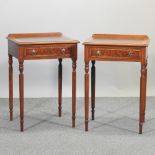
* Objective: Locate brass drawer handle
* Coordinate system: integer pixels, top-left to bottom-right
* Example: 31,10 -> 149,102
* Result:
96,50 -> 101,56
32,49 -> 37,56
61,48 -> 66,54
128,51 -> 134,56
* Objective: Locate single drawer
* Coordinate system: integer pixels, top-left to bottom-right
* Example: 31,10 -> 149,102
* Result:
89,47 -> 141,61
24,45 -> 72,59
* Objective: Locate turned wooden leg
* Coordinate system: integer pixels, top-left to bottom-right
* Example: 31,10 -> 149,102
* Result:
19,61 -> 24,132
91,61 -> 95,120
58,59 -> 62,117
72,60 -> 76,128
143,61 -> 147,123
85,62 -> 89,131
9,54 -> 13,121
139,62 -> 147,134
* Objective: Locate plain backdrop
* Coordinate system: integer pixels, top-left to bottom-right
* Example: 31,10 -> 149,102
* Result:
0,0 -> 155,98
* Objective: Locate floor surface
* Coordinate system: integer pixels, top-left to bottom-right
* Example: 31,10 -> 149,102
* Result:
0,97 -> 155,155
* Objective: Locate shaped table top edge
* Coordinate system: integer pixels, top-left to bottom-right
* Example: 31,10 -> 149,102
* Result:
7,32 -> 80,45
83,34 -> 149,47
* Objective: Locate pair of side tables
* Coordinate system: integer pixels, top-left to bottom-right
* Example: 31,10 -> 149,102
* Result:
7,32 -> 149,134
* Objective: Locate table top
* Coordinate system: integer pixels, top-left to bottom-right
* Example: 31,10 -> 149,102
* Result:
7,32 -> 79,45
83,34 -> 149,47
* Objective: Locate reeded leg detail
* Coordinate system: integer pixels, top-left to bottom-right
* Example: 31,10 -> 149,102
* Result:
58,59 -> 62,117
19,61 -> 24,132
85,62 -> 89,131
9,54 -> 13,121
91,61 -> 95,120
72,60 -> 76,128
139,62 -> 147,134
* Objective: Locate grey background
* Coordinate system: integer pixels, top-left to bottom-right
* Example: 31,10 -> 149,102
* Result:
0,0 -> 155,98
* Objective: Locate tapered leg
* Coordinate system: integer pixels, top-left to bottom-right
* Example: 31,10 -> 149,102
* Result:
72,60 -> 76,128
9,54 -> 13,121
143,61 -> 147,123
58,59 -> 62,117
19,61 -> 24,132
85,62 -> 89,131
91,61 -> 95,120
139,63 -> 147,134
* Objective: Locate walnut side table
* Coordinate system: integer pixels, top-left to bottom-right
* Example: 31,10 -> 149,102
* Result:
83,34 -> 149,134
7,32 -> 79,131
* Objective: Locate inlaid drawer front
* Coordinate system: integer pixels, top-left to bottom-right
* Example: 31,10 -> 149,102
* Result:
90,47 -> 141,61
24,45 -> 72,59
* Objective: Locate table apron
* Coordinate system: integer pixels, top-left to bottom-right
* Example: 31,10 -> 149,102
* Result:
88,46 -> 143,62
23,45 -> 74,60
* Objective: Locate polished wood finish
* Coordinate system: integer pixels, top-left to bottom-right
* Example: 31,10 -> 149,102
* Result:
7,32 -> 78,45
9,54 -> 13,121
89,46 -> 141,62
139,62 -> 147,134
84,34 -> 149,134
83,34 -> 149,46
24,44 -> 72,60
72,44 -> 77,128
72,61 -> 76,128
19,61 -> 24,132
58,59 -> 62,117
91,60 -> 95,120
8,32 -> 79,131
84,46 -> 90,131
